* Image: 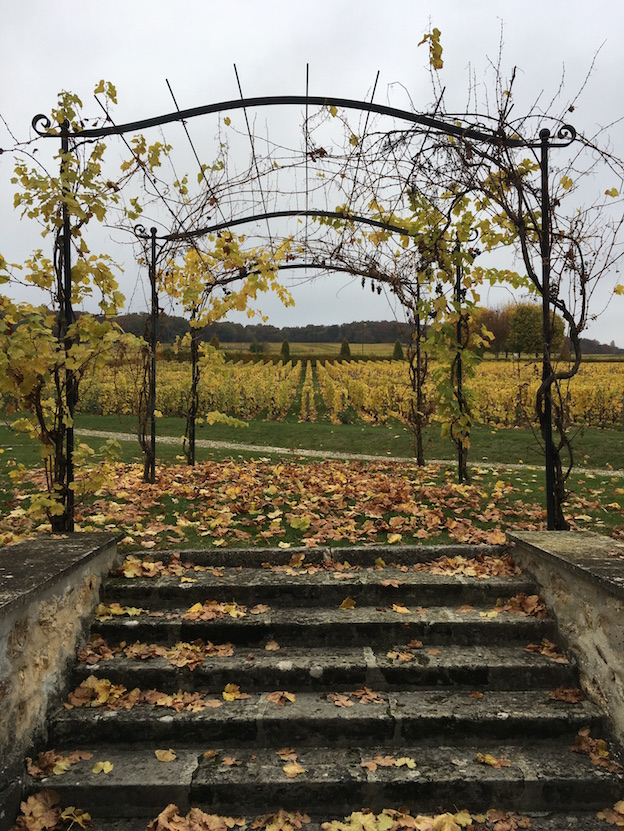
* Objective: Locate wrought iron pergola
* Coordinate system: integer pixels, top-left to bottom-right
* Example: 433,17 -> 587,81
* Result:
31,94 -> 577,531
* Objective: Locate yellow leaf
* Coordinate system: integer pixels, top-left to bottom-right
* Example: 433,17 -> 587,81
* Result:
340,596 -> 356,610
283,761 -> 306,778
432,815 -> 461,831
560,175 -> 573,191
223,684 -> 239,701
394,756 -> 416,768
329,105 -> 338,117
92,760 -> 114,774
155,749 -> 177,762
605,187 -> 619,197
387,533 -> 402,544
224,117 -> 231,126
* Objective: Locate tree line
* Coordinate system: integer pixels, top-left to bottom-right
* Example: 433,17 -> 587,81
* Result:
112,306 -> 623,357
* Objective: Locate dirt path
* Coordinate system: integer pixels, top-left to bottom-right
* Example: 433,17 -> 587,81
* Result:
75,427 -> 624,478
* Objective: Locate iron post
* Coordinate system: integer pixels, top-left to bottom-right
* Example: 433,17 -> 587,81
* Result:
149,227 -> 157,484
540,129 -> 556,530
61,120 -> 75,531
455,246 -> 465,484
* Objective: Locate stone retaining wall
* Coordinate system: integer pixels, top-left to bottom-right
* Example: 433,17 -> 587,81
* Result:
0,532 -> 120,826
509,530 -> 624,744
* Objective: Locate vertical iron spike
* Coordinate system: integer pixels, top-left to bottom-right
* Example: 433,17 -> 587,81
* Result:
61,120 -> 75,532
149,227 -> 158,484
540,129 -> 556,530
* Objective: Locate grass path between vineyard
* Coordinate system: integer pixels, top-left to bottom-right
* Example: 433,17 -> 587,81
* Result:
75,427 -> 624,479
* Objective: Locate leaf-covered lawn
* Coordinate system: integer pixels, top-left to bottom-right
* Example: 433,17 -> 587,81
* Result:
2,458 -> 624,549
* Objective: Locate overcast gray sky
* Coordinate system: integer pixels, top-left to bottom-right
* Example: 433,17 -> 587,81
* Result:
1,1 -> 623,342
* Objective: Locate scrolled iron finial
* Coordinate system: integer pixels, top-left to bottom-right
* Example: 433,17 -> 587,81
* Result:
556,124 -> 577,145
31,114 -> 55,136
133,224 -> 149,239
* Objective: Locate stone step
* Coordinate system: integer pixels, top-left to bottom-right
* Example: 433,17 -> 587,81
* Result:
123,544 -> 508,569
72,643 -> 578,692
102,570 -> 538,609
25,741 -> 624,818
49,689 -> 604,747
91,604 -> 557,648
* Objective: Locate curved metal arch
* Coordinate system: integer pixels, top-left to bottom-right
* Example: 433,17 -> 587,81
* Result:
31,95 -> 575,149
137,209 -> 421,245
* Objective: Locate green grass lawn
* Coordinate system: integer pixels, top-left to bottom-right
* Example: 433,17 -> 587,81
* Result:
48,412 -> 624,471
1,412 -> 622,550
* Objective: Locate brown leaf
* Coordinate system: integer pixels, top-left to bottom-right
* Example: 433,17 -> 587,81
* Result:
387,650 -> 415,662
391,604 -> 411,615
266,691 -> 296,706
265,640 -> 280,651
222,756 -> 242,767
476,752 -> 511,769
340,597 -> 356,610
524,638 -> 569,663
276,748 -> 298,762
327,693 -> 355,708
250,604 -> 270,615
350,687 -> 385,704
549,686 -> 585,703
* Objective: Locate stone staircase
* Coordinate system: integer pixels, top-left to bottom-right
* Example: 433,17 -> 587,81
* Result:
20,544 -> 624,830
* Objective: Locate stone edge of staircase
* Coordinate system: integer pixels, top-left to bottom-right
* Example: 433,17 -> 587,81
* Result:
509,530 -> 624,746
0,532 -> 122,831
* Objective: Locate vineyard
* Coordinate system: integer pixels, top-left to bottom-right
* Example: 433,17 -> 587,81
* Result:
78,356 -> 624,429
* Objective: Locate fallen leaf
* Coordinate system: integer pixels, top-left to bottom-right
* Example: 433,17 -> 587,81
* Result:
222,684 -> 251,701
266,691 -> 296,706
155,749 -> 177,762
283,761 -> 306,778
549,686 -> 585,703
222,756 -> 242,767
202,750 -> 219,760
92,761 -> 114,774
328,693 -> 355,708
265,640 -> 280,651
276,748 -> 298,762
387,650 -> 415,662
524,638 -> 569,663
476,752 -> 510,769
340,597 -> 356,610
394,757 -> 417,768
391,604 -> 411,615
